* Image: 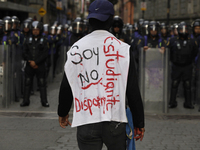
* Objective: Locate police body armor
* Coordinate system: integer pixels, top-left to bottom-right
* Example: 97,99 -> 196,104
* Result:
25,36 -> 46,64
170,38 -> 194,65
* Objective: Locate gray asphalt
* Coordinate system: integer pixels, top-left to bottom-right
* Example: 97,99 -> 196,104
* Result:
0,73 -> 200,150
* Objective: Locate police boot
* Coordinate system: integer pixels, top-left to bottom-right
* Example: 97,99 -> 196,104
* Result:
168,88 -> 178,108
184,90 -> 194,109
40,87 -> 49,107
20,86 -> 30,107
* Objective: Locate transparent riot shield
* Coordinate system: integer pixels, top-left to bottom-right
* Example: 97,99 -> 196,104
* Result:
47,46 -> 54,83
0,44 -> 11,107
8,45 -> 14,104
14,45 -> 22,100
0,45 -> 5,107
10,45 -> 16,102
139,48 -> 169,113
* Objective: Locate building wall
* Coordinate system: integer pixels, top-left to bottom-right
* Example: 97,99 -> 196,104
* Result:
29,0 -> 57,25
134,0 -> 200,23
115,0 -> 135,24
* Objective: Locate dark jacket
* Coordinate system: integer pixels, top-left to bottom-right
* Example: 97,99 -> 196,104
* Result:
23,36 -> 48,65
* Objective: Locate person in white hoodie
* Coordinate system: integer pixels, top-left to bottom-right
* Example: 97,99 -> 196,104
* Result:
57,0 -> 145,149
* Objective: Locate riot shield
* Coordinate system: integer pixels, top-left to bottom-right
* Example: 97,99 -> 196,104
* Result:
47,46 -> 54,83
0,44 -> 11,107
0,45 -> 5,107
7,45 -> 13,104
139,48 -> 169,113
14,45 -> 22,100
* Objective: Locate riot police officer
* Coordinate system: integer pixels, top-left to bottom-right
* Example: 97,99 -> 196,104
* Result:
67,17 -> 84,47
160,22 -> 170,45
64,23 -> 69,37
143,21 -> 165,51
111,16 -> 127,42
20,21 -> 49,107
43,24 -> 50,38
83,19 -> 90,35
135,18 -> 144,39
125,24 -> 134,44
173,23 -> 178,37
11,16 -> 20,40
2,16 -> 18,46
53,25 -> 64,77
46,25 -> 57,78
169,25 -> 174,37
20,19 -> 32,44
191,19 -> 200,39
167,21 -> 198,109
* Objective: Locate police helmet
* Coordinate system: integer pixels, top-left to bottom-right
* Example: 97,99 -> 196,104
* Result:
148,21 -> 159,37
138,19 -> 144,27
191,19 -> 200,35
160,22 -> 167,29
173,23 -> 178,29
22,19 -> 32,33
57,25 -> 64,35
3,16 -> 12,32
27,17 -> 33,22
50,25 -> 56,35
43,24 -> 50,34
31,21 -> 43,36
112,16 -> 123,28
53,21 -> 58,27
134,22 -> 138,31
137,19 -> 144,34
112,16 -> 123,33
141,20 -> 149,36
64,24 -> 69,30
11,16 -> 20,29
178,21 -> 189,39
72,17 -> 84,34
160,22 -> 168,35
126,24 -> 134,35
83,19 -> 89,34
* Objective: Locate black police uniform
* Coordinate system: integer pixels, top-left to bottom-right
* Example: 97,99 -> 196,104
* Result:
21,35 -> 49,107
168,36 -> 198,108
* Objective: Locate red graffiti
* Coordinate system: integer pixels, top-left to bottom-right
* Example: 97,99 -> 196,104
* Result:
103,36 -> 125,99
104,36 -> 121,45
75,96 -> 120,115
82,78 -> 102,90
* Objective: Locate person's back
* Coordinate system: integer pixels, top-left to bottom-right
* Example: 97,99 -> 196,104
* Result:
58,0 -> 145,149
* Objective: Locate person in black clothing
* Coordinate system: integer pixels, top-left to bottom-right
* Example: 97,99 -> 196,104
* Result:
20,21 -> 49,107
20,19 -> 32,44
58,0 -> 144,149
66,17 -> 84,47
143,21 -> 166,52
160,22 -> 170,45
167,21 -> 198,109
111,16 -> 127,42
2,16 -> 18,45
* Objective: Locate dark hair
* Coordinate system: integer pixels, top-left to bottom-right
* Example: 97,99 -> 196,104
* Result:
89,16 -> 113,31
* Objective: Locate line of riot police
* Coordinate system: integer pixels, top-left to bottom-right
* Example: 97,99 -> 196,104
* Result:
130,18 -> 200,112
0,16 -> 92,108
1,15 -> 200,112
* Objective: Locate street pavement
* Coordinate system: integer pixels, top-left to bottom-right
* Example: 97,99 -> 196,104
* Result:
0,73 -> 200,150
